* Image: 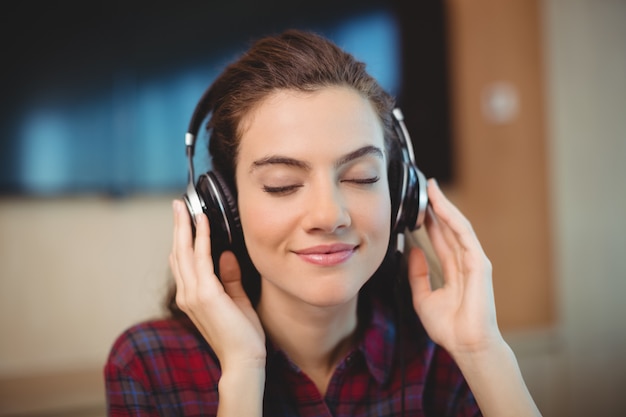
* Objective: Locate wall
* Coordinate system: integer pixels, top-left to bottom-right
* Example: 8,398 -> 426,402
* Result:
542,0 -> 626,415
0,196 -> 172,415
443,1 -> 626,415
445,0 -> 555,330
443,1 -> 561,414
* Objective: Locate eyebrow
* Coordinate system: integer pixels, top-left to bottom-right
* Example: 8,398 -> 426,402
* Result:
335,145 -> 384,168
250,145 -> 384,172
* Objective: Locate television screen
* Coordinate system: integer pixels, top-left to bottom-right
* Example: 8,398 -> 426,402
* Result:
1,0 -> 451,196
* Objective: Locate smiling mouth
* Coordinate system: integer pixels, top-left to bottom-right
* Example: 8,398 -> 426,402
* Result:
294,244 -> 358,266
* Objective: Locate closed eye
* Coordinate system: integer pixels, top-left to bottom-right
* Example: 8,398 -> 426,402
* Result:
342,176 -> 380,185
262,184 -> 303,195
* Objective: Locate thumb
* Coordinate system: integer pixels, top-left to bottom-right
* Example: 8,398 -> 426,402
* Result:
407,247 -> 432,305
219,251 -> 246,301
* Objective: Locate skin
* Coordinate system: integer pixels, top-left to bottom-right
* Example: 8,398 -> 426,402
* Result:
169,86 -> 542,417
236,87 -> 392,392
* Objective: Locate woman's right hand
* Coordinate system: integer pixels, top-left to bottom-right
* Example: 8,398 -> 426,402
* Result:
169,199 -> 266,372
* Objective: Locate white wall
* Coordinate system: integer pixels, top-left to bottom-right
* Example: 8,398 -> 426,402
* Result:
0,196 -> 173,377
541,0 -> 626,415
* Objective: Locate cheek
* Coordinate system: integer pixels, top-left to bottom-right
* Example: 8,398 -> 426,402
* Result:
241,206 -> 286,237
367,196 -> 393,247
238,203 -> 296,282
237,191 -> 291,254
346,186 -> 392,249
360,179 -> 392,228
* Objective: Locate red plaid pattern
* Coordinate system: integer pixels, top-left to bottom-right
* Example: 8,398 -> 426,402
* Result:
105,301 -> 481,416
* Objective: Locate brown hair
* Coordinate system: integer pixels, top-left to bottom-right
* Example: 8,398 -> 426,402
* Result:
207,29 -> 397,186
167,29 -> 403,317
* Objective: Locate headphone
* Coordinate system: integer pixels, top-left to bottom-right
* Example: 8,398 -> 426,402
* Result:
182,100 -> 428,273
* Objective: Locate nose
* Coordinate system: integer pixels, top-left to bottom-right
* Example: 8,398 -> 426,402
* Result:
302,180 -> 351,233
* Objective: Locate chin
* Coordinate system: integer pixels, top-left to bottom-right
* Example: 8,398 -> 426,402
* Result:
297,281 -> 364,308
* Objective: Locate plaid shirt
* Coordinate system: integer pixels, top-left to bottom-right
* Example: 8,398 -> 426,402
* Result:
105,301 -> 481,416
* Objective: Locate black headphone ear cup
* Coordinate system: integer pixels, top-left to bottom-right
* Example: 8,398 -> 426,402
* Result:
193,171 -> 242,272
389,160 -> 428,232
207,170 -> 241,239
388,159 -> 404,231
390,108 -> 429,232
196,170 -> 260,303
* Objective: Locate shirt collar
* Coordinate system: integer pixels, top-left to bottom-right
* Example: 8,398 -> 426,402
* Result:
265,299 -> 399,386
356,299 -> 397,385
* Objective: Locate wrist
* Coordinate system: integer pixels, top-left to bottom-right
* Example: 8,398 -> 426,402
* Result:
448,334 -> 511,367
220,356 -> 266,378
439,321 -> 506,359
218,366 -> 266,416
219,364 -> 266,386
448,339 -> 542,417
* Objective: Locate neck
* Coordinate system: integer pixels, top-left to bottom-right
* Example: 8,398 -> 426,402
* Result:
257,291 -> 359,395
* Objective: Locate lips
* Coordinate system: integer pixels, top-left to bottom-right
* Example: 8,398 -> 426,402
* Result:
293,243 -> 358,266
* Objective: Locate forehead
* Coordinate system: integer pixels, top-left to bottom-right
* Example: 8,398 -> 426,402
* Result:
237,87 -> 385,163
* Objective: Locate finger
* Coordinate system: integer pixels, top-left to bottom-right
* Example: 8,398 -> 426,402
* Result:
428,179 -> 483,255
426,180 -> 465,256
407,247 -> 432,309
173,199 -> 194,252
219,251 -> 247,302
170,200 -> 187,294
193,210 -> 216,280
424,179 -> 481,289
424,204 -> 463,287
426,180 -> 489,283
173,199 -> 205,310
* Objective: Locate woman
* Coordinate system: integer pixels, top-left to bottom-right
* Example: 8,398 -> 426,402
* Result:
105,29 -> 541,416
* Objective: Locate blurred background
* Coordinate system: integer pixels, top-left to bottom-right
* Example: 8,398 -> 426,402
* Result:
0,0 -> 624,416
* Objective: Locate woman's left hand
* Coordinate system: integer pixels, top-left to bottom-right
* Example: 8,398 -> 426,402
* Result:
407,179 -> 503,356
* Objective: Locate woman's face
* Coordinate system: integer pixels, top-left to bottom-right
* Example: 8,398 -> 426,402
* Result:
235,86 -> 391,309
